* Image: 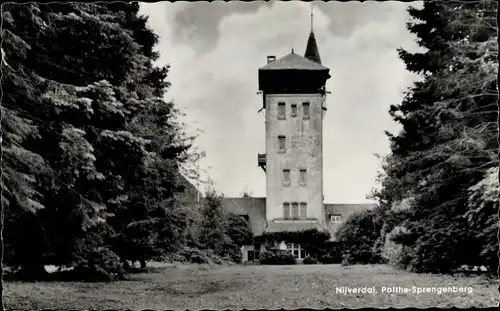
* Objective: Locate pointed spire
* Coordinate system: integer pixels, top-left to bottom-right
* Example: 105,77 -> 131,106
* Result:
304,4 -> 322,64
310,4 -> 314,32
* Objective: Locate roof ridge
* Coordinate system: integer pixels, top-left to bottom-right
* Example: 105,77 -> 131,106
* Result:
259,52 -> 328,71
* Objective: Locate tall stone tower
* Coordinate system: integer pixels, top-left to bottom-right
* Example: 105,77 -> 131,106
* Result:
257,25 -> 331,229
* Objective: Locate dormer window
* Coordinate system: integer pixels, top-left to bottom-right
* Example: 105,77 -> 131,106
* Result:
330,215 -> 342,223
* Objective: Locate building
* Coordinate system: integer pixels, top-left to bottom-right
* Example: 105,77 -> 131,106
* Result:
222,18 -> 376,263
175,172 -> 203,206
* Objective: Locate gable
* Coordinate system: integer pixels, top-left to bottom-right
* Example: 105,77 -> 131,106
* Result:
222,197 -> 267,236
175,173 -> 202,205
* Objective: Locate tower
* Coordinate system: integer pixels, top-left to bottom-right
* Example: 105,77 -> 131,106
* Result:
257,18 -> 330,229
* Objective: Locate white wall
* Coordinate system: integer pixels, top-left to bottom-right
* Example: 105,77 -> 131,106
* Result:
265,94 -> 324,225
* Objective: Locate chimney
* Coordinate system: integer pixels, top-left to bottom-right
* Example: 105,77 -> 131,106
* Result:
267,55 -> 276,64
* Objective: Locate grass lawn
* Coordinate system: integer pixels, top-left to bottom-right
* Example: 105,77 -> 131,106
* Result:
4,263 -> 498,309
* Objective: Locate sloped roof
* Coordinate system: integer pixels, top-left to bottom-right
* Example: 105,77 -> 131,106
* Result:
175,173 -> 202,205
324,203 -> 377,217
304,31 -> 322,64
221,199 -> 377,239
221,199 -> 248,216
222,197 -> 267,236
265,221 -> 324,233
324,203 -> 377,241
259,52 -> 328,71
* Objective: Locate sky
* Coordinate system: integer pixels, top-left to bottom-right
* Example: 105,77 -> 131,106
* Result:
139,1 -> 424,203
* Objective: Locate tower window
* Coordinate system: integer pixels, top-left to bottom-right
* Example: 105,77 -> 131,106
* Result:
291,104 -> 297,117
278,102 -> 286,120
303,102 -> 310,119
300,202 -> 307,219
299,169 -> 307,185
283,203 -> 290,219
291,202 -> 299,219
283,169 -> 291,186
278,136 -> 286,153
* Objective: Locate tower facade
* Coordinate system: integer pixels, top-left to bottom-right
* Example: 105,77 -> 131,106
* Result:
258,30 -> 330,229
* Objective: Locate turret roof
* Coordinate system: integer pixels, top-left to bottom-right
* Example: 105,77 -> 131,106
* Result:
304,31 -> 322,64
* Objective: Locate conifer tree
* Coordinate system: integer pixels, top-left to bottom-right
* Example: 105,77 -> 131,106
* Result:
1,2 -> 201,278
373,0 -> 497,273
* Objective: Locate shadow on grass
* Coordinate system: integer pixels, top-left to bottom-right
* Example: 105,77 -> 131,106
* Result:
3,269 -> 123,283
2,265 -> 160,283
3,263 -> 212,283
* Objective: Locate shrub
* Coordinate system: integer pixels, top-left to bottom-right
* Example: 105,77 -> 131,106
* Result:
328,244 -> 343,263
72,247 -> 125,282
319,254 -> 341,264
389,218 -> 478,274
255,229 -> 330,253
341,244 -> 375,266
259,249 -> 296,265
198,190 -> 232,255
179,247 -> 211,264
336,209 -> 384,265
224,244 -> 243,263
381,226 -> 406,267
176,247 -> 236,265
226,214 -> 253,246
407,228 -> 466,274
159,252 -> 185,263
195,190 -> 250,264
303,255 -> 317,264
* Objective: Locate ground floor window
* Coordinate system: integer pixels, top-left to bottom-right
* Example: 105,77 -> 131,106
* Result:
247,245 -> 261,261
286,243 -> 307,260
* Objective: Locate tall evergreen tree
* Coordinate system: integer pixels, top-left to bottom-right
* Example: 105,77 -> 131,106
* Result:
373,0 -> 498,273
1,3 -> 201,278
